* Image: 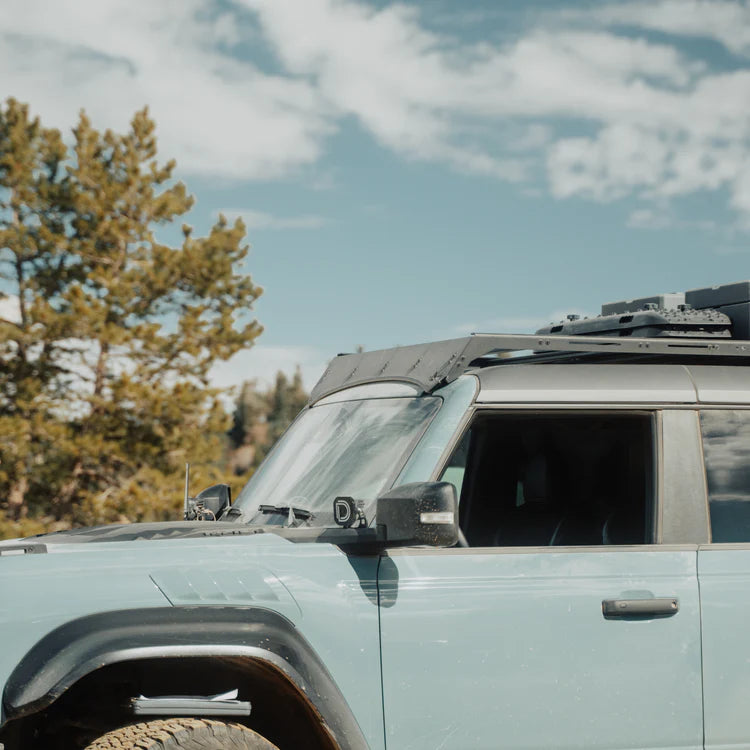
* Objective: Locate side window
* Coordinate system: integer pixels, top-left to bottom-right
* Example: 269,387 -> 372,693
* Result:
700,410 -> 750,543
439,430 -> 471,500
442,412 -> 654,547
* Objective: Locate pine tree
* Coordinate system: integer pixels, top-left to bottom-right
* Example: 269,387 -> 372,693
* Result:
0,99 -> 262,536
228,369 -> 308,476
0,98 -> 72,533
264,368 -> 308,452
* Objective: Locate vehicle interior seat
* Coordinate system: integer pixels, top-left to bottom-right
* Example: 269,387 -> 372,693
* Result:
493,453 -> 564,546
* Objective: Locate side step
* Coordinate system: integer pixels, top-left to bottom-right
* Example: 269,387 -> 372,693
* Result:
131,689 -> 251,717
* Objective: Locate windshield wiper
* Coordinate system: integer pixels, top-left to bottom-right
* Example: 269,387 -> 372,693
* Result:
257,504 -> 315,526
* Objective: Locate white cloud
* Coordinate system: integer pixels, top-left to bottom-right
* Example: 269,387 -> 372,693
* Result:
245,0 -> 750,219
589,1 -> 750,58
541,0 -> 750,217
548,125 -> 668,201
2,0 -> 750,221
0,0 -> 333,180
220,209 -> 329,230
545,78 -> 750,211
509,124 -> 554,152
244,0 -> 701,178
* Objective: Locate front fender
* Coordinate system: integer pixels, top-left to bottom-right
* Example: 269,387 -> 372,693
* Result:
3,606 -> 368,750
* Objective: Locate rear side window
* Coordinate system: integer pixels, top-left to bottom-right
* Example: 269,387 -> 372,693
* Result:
700,410 -> 750,543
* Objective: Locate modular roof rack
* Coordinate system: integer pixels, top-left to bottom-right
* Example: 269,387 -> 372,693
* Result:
308,332 -> 750,404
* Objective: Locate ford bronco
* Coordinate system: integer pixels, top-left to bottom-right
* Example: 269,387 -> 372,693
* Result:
1,280 -> 750,750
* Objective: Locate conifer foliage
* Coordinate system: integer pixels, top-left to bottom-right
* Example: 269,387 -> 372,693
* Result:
228,369 -> 308,476
0,98 -> 262,537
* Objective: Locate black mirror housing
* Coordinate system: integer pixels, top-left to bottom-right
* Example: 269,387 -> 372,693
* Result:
185,483 -> 232,521
376,482 -> 458,547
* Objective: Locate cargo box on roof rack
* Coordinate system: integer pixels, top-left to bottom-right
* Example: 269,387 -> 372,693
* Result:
602,293 -> 686,315
537,280 -> 750,339
535,307 -> 732,339
686,281 -> 750,339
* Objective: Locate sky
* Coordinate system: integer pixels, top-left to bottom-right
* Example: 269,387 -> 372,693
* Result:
2,0 -> 750,392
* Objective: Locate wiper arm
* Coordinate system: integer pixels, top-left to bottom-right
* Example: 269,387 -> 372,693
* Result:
258,504 -> 315,526
223,506 -> 244,521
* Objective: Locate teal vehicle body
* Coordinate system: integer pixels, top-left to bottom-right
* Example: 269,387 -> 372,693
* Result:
4,289 -> 750,748
0,535 -> 384,748
380,547 -> 702,750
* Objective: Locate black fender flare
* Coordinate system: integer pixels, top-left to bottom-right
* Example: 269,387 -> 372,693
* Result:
2,606 -> 369,750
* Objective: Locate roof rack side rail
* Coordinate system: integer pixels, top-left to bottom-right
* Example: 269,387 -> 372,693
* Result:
309,333 -> 750,404
447,333 -> 750,380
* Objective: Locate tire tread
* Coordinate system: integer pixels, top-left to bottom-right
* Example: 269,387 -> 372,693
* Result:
84,718 -> 278,750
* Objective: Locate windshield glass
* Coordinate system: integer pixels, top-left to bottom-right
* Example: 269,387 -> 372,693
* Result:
233,395 -> 441,527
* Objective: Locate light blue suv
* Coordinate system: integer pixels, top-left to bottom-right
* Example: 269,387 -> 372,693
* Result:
2,281 -> 750,750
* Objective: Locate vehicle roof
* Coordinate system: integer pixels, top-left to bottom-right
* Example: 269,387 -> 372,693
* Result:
473,364 -> 750,404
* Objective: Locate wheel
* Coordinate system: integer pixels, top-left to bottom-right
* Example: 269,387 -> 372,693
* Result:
83,717 -> 279,749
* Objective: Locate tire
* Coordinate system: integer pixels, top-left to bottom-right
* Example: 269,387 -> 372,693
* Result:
83,717 -> 279,749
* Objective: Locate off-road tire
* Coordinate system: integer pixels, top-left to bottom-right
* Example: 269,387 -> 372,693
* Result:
83,717 -> 279,749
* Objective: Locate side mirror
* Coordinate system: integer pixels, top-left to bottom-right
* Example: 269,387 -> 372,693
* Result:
185,484 -> 231,521
376,482 -> 458,547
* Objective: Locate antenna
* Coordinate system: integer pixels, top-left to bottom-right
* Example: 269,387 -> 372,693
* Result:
183,463 -> 190,519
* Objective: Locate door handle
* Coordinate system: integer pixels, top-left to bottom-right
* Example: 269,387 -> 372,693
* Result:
602,598 -> 679,618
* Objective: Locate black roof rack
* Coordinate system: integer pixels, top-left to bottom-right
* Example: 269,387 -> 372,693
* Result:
309,333 -> 750,404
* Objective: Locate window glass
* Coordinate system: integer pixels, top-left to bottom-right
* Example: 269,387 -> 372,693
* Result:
396,376 -> 478,486
233,396 -> 441,528
444,413 -> 654,547
700,410 -> 750,543
439,431 -> 471,499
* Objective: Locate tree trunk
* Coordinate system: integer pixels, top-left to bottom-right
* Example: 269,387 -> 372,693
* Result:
93,340 -> 109,400
7,474 -> 28,520
51,457 -> 83,517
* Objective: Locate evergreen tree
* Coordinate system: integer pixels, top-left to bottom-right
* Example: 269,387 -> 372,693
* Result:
228,368 -> 308,475
0,99 -> 262,536
264,368 -> 308,451
0,99 -> 73,533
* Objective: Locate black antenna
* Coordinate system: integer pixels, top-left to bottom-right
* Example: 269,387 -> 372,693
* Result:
183,463 -> 190,519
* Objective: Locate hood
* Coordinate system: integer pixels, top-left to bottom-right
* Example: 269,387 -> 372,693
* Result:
7,520 -> 267,546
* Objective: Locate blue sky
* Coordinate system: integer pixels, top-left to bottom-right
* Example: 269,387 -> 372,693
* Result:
3,0 -> 750,391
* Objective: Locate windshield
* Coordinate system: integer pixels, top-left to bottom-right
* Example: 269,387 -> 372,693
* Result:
233,395 -> 441,527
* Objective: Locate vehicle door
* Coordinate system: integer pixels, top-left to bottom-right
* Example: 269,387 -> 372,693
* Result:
378,409 -> 703,750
